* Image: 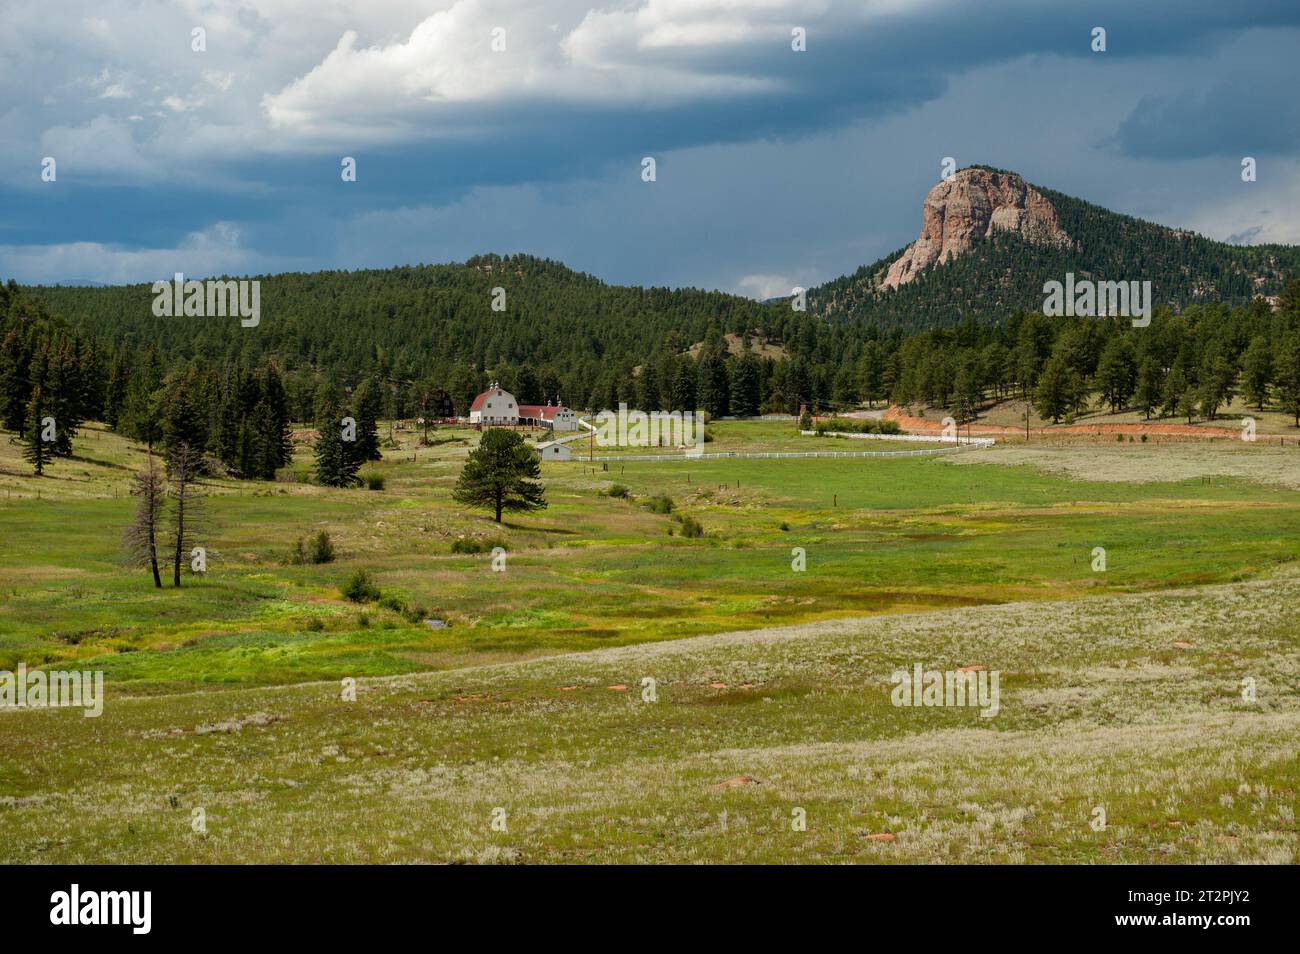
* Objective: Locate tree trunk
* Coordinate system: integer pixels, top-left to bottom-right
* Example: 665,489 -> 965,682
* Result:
172,491 -> 185,587
148,529 -> 161,588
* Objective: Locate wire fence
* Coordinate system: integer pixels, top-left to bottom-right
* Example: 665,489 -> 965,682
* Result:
587,440 -> 995,463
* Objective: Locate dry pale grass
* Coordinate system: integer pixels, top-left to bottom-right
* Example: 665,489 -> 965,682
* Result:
950,441 -> 1300,489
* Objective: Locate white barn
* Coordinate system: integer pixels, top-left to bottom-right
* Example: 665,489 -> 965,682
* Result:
468,384 -> 519,425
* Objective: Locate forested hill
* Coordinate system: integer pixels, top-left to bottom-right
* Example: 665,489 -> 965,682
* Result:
30,254 -> 784,391
808,167 -> 1300,330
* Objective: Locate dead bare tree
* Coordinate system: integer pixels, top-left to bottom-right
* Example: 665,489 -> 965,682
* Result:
167,441 -> 212,587
123,445 -> 166,588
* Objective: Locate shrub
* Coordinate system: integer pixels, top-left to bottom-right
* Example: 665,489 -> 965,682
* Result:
308,530 -> 335,564
450,536 -> 507,555
780,521 -> 789,531
678,515 -> 704,538
378,593 -> 409,616
362,471 -> 385,491
342,569 -> 381,603
643,494 -> 674,514
289,538 -> 306,565
812,417 -> 903,436
1141,434 -> 1149,443
306,618 -> 325,632
605,484 -> 631,498
1117,433 -> 1125,443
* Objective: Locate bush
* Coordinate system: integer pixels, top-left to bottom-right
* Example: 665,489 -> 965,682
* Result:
306,618 -> 325,632
605,484 -> 631,498
779,520 -> 789,531
289,538 -> 306,565
378,592 -> 409,616
450,536 -> 507,555
643,493 -> 674,514
342,569 -> 381,603
678,515 -> 704,538
308,530 -> 335,564
1141,434 -> 1149,443
362,471 -> 385,491
812,417 -> 903,436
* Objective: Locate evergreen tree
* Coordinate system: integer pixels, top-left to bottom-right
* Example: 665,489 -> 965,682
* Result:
1134,356 -> 1164,420
452,428 -> 547,523
1163,366 -> 1190,418
1198,353 -> 1235,421
1034,355 -> 1073,424
1094,337 -> 1137,413
1276,332 -> 1300,427
1241,336 -> 1273,411
0,330 -> 29,432
638,363 -> 662,412
261,363 -> 294,468
858,341 -> 885,407
351,378 -> 384,461
696,349 -> 729,417
672,360 -> 697,412
162,372 -> 209,463
314,404 -> 363,487
21,387 -> 52,475
730,352 -> 761,417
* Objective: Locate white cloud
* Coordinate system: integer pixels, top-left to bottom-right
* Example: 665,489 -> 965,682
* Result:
0,222 -> 258,284
261,0 -> 787,144
39,114 -> 157,177
736,274 -> 796,300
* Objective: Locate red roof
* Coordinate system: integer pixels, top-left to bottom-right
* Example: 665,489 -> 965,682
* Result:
469,387 -> 509,412
517,405 -> 570,421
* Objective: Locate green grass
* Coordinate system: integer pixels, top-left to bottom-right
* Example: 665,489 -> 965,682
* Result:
1,575 -> 1295,863
2,419 -> 1298,863
2,420 -> 1299,691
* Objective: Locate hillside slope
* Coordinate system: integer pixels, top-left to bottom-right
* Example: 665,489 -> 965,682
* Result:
811,166 -> 1300,330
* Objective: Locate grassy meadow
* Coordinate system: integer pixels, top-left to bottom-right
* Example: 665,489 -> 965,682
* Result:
1,418 -> 1298,862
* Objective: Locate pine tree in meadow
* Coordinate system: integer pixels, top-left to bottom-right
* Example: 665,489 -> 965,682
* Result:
21,387 -> 53,475
314,403 -> 363,487
352,378 -> 384,461
452,428 -> 546,523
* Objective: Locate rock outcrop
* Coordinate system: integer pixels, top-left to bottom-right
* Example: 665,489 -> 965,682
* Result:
882,168 -> 1071,289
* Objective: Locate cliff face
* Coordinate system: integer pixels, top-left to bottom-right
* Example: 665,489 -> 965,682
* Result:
882,168 -> 1071,289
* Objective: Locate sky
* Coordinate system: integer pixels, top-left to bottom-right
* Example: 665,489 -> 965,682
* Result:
1,0 -> 1297,297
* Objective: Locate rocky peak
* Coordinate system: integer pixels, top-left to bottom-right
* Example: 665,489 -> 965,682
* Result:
882,168 -> 1071,289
